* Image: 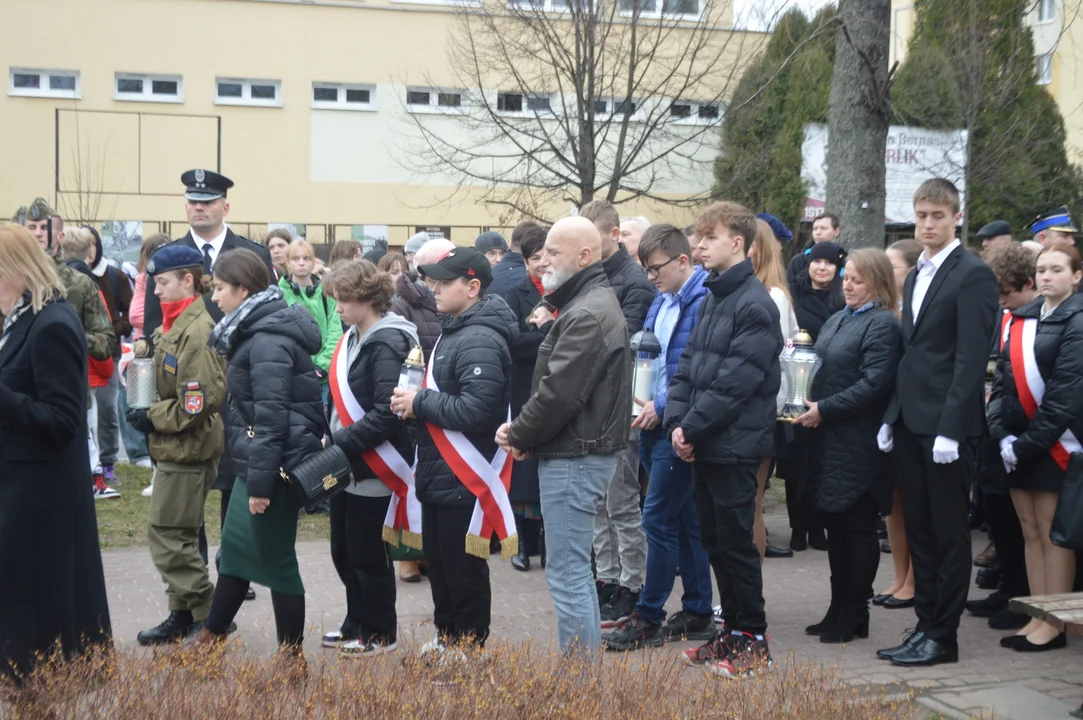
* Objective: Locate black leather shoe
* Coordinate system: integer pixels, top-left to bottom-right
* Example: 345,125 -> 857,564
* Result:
820,605 -> 870,644
975,564 -> 1001,590
512,544 -> 530,572
807,529 -> 829,552
1013,632 -> 1067,652
245,587 -> 257,601
988,607 -> 1030,630
765,543 -> 794,559
967,591 -> 1009,617
883,595 -> 914,609
876,630 -> 926,660
789,531 -> 808,552
137,610 -> 195,646
890,637 -> 958,667
806,604 -> 840,636
1000,633 -> 1027,649
872,594 -> 892,606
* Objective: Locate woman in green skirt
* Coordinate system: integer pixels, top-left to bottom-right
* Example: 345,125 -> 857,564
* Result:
190,249 -> 326,660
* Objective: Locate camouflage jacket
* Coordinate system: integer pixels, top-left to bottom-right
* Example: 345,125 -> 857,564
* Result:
55,256 -> 116,361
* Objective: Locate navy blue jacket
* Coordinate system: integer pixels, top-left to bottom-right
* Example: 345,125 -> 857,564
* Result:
642,265 -> 710,421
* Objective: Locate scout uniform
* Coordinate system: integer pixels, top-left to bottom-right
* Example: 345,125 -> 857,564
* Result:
129,245 -> 227,646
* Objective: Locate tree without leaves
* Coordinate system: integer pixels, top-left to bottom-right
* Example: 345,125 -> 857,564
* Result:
824,0 -> 892,248
892,0 -> 1083,241
401,0 -> 794,220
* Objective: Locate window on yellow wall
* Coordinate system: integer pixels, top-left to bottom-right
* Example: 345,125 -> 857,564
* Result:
215,78 -> 282,107
115,73 -> 183,103
1036,54 -> 1053,85
312,82 -> 376,111
10,68 -> 80,99
406,87 -> 467,113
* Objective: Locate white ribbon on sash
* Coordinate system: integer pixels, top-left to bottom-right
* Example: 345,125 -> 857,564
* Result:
423,337 -> 517,560
1009,316 -> 1083,471
329,329 -> 422,549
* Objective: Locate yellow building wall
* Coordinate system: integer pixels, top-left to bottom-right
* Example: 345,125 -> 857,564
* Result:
0,0 -> 762,241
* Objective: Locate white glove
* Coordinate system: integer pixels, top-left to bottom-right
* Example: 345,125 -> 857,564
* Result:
1000,435 -> 1019,474
877,424 -> 894,452
932,436 -> 960,464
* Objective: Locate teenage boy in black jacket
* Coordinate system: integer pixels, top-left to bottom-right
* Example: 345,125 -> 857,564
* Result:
664,201 -> 783,680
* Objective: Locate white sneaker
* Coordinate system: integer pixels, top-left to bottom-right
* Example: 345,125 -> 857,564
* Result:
341,638 -> 397,658
712,605 -> 723,624
141,484 -> 154,498
93,476 -> 121,500
321,630 -> 346,648
135,457 -> 153,469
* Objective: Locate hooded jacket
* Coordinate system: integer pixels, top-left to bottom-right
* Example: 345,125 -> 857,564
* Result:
412,294 -> 517,508
88,230 -> 133,346
328,313 -> 419,496
508,264 -> 630,457
664,259 -> 783,464
988,293 -> 1083,487
391,274 -> 442,362
602,243 -> 656,334
216,290 -> 326,499
278,274 -> 342,380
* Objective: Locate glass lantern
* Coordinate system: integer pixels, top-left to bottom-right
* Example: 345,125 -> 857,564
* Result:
629,329 -> 662,417
398,345 -> 426,392
126,339 -> 157,409
778,330 -> 821,421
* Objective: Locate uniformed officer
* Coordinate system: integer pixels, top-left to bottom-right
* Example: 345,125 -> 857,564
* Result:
126,245 -> 227,645
1028,206 -> 1077,247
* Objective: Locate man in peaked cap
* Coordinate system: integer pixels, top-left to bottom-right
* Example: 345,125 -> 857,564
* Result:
1028,206 -> 1077,247
141,171 -> 272,601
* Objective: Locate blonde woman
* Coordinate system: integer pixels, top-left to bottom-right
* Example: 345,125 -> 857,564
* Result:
748,219 -> 800,561
0,224 -> 112,682
279,239 -> 343,405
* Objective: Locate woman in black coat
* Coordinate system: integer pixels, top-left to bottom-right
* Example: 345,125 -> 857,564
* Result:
795,248 -> 902,644
987,243 -> 1083,653
503,226 -> 549,571
0,224 -> 112,682
789,241 -> 846,340
321,260 -> 419,657
191,249 -> 324,666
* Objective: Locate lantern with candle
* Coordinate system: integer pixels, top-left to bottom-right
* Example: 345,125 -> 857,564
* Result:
629,329 -> 662,417
778,329 -> 821,421
126,338 -> 158,410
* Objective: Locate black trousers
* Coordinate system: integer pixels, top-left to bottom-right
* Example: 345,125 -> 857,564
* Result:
330,492 -> 397,643
422,503 -> 491,645
692,461 -> 766,635
983,491 -> 1029,598
822,494 -> 880,606
895,424 -> 977,645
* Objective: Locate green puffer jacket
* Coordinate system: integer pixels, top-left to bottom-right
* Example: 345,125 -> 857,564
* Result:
278,274 -> 341,381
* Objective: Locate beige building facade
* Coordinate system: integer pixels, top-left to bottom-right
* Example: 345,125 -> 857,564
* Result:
2,0 -> 764,247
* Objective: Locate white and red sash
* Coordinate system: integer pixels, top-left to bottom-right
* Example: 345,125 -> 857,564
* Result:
1000,308 -> 1012,351
329,330 -> 422,550
424,337 -> 518,560
1008,316 -> 1083,471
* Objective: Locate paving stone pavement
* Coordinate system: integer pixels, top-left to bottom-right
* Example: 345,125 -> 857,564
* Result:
102,513 -> 1083,718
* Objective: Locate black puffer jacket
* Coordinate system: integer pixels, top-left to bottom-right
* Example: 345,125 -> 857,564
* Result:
222,297 -> 326,499
988,294 -> 1083,485
412,294 -> 517,507
664,260 -> 783,463
602,244 -> 656,334
391,274 -> 442,362
808,306 -> 903,514
789,273 -> 845,341
330,319 -> 417,484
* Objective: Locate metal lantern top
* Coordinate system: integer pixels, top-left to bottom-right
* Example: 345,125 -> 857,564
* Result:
404,345 -> 425,368
630,329 -> 662,357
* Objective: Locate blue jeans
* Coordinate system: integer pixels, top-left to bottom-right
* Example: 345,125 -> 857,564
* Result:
539,454 -> 618,655
635,428 -> 713,625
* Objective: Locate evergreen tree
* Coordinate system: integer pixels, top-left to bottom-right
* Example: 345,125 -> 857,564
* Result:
713,7 -> 836,230
892,0 -> 1082,239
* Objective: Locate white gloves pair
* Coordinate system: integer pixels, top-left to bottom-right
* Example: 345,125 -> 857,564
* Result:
1000,435 -> 1018,474
876,424 -> 960,464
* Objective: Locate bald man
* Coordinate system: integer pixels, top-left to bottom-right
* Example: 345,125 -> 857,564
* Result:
497,216 -> 631,655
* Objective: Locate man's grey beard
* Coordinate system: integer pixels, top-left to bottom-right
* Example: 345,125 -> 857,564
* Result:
542,263 -> 576,293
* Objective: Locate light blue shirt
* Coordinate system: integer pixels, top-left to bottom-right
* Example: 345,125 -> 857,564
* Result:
652,274 -> 694,399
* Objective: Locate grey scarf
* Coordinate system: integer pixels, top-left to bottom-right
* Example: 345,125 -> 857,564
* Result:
208,286 -> 283,356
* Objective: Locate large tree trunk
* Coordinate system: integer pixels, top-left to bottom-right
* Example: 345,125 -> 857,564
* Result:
825,0 -> 891,248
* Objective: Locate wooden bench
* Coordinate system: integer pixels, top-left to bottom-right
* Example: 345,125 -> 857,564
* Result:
1008,592 -> 1083,634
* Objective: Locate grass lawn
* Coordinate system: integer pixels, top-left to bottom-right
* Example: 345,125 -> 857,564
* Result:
96,464 -> 331,549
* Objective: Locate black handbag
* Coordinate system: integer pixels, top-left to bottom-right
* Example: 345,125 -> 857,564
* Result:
1051,453 -> 1083,551
280,445 -> 352,512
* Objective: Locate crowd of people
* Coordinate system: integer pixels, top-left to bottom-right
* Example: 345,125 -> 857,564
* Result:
3,168 -> 1083,686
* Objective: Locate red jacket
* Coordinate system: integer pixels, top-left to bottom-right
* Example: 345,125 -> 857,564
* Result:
88,289 -> 115,388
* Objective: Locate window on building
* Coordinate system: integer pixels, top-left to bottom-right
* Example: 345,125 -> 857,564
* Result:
9,69 -> 81,98
619,0 -> 701,18
507,0 -> 568,11
1036,54 -> 1053,85
114,73 -> 183,103
406,87 -> 467,112
669,99 -> 722,123
497,92 -> 553,114
1038,0 -> 1055,23
311,82 -> 376,110
215,78 -> 282,106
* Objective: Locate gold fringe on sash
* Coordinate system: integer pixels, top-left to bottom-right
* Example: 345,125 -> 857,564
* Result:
465,533 -> 491,560
382,525 -> 400,547
383,526 -> 425,552
400,529 -> 423,551
500,534 -> 519,561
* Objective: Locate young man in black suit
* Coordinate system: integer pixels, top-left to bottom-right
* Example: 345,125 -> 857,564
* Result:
875,178 -> 998,667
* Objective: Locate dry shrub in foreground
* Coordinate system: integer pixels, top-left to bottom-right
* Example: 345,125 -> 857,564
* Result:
1,639 -> 915,719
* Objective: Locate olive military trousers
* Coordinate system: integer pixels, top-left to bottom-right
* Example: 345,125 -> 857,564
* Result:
148,458 -> 219,620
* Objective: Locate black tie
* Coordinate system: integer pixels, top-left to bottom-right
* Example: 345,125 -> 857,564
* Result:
202,243 -> 214,275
